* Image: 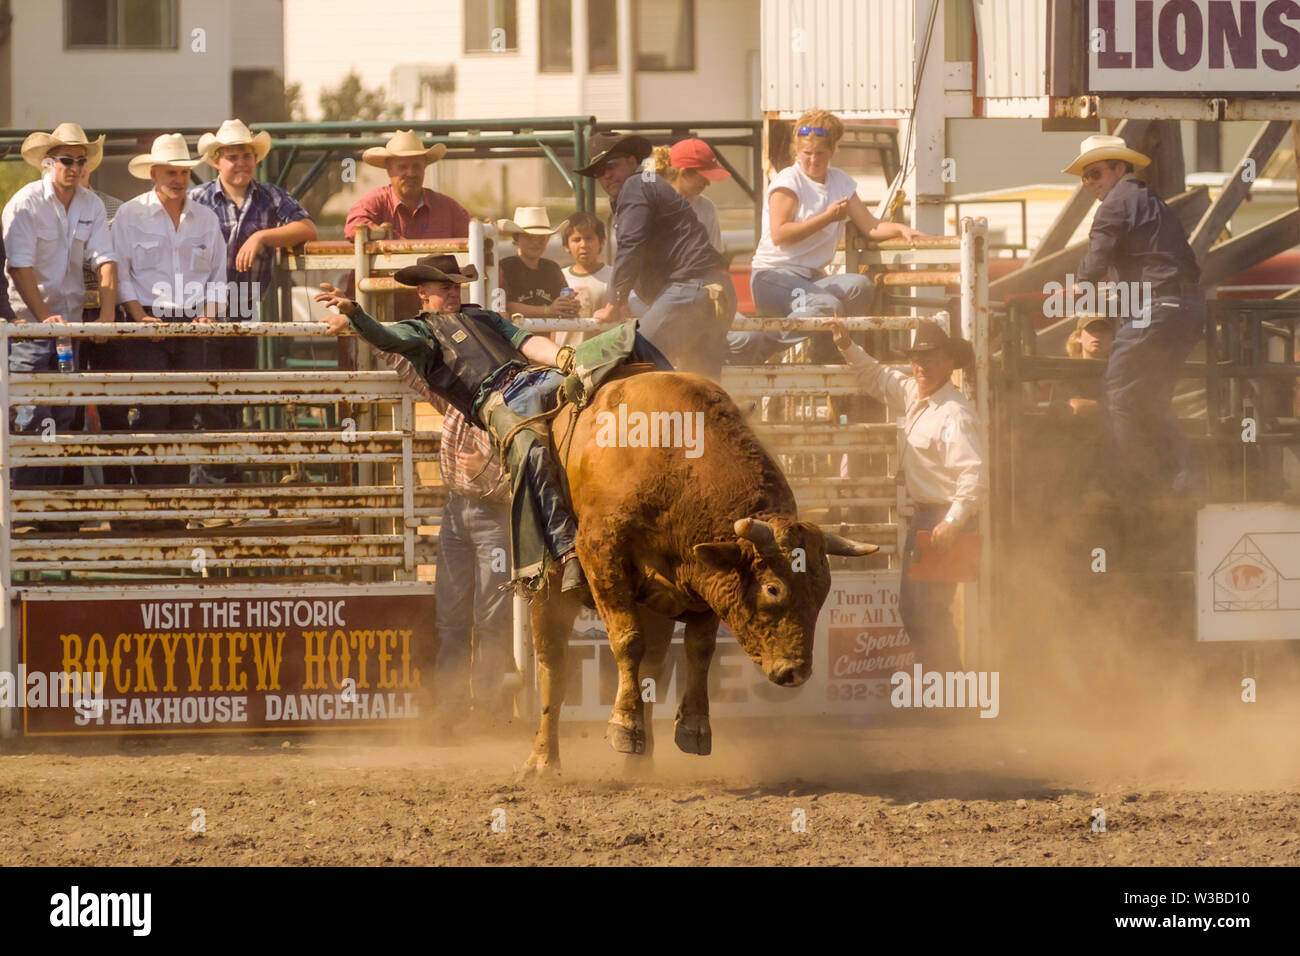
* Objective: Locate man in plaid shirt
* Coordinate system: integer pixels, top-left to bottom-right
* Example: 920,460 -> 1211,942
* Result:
190,121 -> 317,490
381,348 -> 516,730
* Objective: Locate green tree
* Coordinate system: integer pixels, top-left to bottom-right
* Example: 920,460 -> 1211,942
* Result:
295,71 -> 398,223
0,161 -> 40,213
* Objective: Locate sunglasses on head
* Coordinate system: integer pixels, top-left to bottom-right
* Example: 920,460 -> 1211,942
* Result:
51,155 -> 89,168
797,126 -> 829,137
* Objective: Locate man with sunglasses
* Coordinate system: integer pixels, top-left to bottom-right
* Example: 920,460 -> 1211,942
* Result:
576,131 -> 736,380
1065,134 -> 1204,499
2,123 -> 116,488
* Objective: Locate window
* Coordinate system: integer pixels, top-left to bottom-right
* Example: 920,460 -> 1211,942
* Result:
539,0 -> 572,72
65,0 -> 178,50
588,0 -> 618,72
636,0 -> 694,72
464,0 -> 518,53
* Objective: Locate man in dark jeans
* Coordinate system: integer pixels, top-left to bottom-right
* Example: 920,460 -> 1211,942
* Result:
1066,134 -> 1205,500
3,123 -> 117,490
380,345 -> 514,731
316,256 -> 590,593
577,131 -> 737,380
112,134 -> 227,488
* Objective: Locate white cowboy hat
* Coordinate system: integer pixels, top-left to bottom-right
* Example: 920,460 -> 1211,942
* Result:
361,129 -> 447,169
496,206 -> 560,237
198,119 -> 272,167
1063,134 -> 1151,177
128,133 -> 202,179
21,123 -> 105,173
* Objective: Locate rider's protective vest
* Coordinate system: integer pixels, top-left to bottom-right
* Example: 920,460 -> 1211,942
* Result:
420,306 -> 527,419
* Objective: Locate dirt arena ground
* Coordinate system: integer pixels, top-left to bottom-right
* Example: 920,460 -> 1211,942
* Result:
3,679 -> 1298,866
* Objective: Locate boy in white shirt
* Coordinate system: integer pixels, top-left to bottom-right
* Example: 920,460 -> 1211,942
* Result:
556,212 -> 613,347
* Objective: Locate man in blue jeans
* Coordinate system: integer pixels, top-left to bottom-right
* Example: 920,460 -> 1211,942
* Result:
1065,134 -> 1205,499
578,131 -> 737,380
316,255 -> 589,593
381,344 -> 514,727
3,123 -> 117,489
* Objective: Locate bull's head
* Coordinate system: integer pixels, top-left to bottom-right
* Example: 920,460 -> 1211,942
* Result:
692,516 -> 877,687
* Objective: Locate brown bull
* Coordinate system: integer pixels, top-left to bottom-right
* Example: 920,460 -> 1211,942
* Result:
523,370 -> 876,775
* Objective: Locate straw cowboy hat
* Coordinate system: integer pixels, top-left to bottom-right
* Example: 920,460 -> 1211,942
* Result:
362,129 -> 447,169
1062,134 -> 1151,177
198,118 -> 272,167
21,122 -> 105,172
128,133 -> 202,179
496,206 -> 560,237
574,131 -> 652,176
905,321 -> 975,369
394,254 -> 479,287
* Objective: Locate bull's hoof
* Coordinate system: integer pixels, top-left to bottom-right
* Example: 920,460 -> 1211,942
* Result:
605,719 -> 646,754
674,714 -> 712,755
519,749 -> 561,782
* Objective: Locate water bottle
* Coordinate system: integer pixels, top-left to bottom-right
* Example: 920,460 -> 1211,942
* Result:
56,336 -> 74,374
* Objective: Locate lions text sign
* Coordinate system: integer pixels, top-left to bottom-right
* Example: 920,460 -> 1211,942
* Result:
19,588 -> 435,735
1089,0 -> 1300,93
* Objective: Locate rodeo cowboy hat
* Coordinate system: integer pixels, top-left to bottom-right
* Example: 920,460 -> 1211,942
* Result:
905,322 -> 975,368
362,129 -> 447,169
128,132 -> 202,179
394,254 -> 479,287
1063,134 -> 1151,177
21,122 -> 105,173
574,130 -> 653,176
497,206 -> 560,237
198,118 -> 272,167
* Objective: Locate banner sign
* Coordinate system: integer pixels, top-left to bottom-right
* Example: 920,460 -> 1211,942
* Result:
559,570 -> 912,720
17,589 -> 436,735
1088,0 -> 1300,94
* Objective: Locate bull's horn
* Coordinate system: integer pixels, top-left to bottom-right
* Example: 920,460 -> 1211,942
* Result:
734,517 -> 779,552
824,532 -> 879,557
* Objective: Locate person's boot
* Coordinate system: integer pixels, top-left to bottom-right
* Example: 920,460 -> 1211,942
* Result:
561,553 -> 587,593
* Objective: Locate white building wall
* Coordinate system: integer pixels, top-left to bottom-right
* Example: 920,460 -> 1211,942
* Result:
284,0 -> 753,122
10,0 -> 235,128
231,0 -> 285,71
762,0 -> 914,117
638,0 -> 758,121
283,0 -> 443,118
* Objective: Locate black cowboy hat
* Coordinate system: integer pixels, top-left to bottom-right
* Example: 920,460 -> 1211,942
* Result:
574,131 -> 653,177
904,321 -> 975,368
394,254 -> 479,287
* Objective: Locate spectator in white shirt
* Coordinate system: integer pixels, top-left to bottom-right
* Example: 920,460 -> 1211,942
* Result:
730,110 -> 923,366
111,133 -> 227,487
831,319 -> 986,673
556,211 -> 613,347
2,123 -> 116,488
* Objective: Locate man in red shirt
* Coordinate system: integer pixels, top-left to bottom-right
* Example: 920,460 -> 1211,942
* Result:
345,129 -> 470,241
345,129 -> 472,316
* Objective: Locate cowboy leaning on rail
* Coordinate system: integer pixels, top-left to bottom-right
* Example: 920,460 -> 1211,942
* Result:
316,254 -> 671,594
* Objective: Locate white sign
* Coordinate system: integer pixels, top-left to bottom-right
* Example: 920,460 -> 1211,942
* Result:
559,570 -> 911,720
1089,0 -> 1300,93
1197,503 -> 1300,641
